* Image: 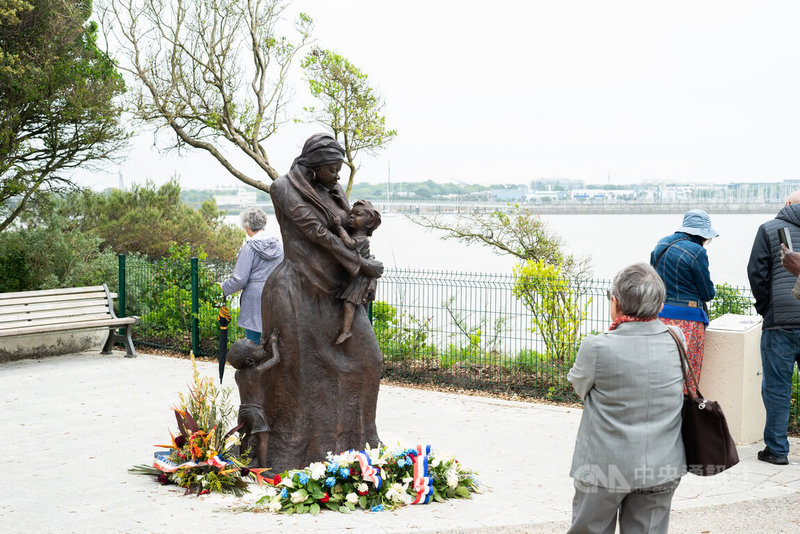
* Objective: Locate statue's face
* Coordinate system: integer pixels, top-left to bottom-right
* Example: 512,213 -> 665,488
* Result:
314,162 -> 343,190
349,205 -> 371,232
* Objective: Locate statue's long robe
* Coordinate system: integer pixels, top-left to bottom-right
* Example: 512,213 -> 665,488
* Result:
261,167 -> 381,473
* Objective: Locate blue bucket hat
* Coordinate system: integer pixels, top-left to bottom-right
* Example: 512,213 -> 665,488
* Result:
677,209 -> 718,240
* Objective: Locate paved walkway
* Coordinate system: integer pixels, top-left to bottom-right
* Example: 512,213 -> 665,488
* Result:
2,351 -> 800,533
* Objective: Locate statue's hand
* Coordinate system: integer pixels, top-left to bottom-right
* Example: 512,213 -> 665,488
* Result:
361,258 -> 384,278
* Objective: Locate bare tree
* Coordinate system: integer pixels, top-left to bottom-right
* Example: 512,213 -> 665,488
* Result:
412,204 -> 591,278
99,0 -> 313,193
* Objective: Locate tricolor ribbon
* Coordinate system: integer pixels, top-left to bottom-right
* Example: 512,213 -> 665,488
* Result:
411,444 -> 433,504
350,449 -> 383,490
153,450 -> 232,473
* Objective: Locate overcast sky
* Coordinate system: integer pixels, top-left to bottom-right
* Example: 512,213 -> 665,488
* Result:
78,0 -> 800,190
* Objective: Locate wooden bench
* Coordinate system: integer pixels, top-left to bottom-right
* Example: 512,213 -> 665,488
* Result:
0,284 -> 139,357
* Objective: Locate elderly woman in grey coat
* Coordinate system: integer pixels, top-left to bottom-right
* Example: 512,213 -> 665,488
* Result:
567,262 -> 685,534
220,207 -> 283,345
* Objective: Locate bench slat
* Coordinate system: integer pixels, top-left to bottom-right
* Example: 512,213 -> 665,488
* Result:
0,291 -> 110,308
0,299 -> 110,317
0,286 -> 107,300
0,304 -> 112,324
0,312 -> 120,331
0,284 -> 138,357
0,317 -> 137,337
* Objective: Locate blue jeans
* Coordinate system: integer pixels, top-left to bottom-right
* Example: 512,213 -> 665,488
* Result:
761,328 -> 800,456
245,329 -> 261,345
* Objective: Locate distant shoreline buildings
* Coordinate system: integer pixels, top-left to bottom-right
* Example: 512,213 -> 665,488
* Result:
204,179 -> 800,215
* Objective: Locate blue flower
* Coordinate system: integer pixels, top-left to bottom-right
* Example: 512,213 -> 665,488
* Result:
339,467 -> 350,479
370,504 -> 385,512
326,462 -> 339,474
296,472 -> 310,485
397,458 -> 408,468
280,488 -> 288,499
325,476 -> 337,487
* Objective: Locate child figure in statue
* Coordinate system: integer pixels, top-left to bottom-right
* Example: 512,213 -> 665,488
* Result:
333,199 -> 382,345
227,331 -> 280,467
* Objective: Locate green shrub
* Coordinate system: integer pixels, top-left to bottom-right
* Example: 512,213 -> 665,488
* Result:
709,283 -> 753,320
512,260 -> 590,362
371,301 -> 433,361
0,216 -> 118,292
139,244 -> 222,351
509,349 -> 551,373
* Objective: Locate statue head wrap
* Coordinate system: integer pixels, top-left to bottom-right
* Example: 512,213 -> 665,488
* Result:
286,133 -> 349,224
292,133 -> 345,169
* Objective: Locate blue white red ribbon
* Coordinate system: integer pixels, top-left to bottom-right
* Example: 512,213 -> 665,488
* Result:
411,444 -> 433,504
350,449 -> 383,489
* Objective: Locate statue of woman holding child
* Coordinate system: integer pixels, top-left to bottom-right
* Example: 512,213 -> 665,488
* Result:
260,133 -> 384,473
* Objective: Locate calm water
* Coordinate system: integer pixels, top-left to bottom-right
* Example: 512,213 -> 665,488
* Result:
228,212 -> 773,287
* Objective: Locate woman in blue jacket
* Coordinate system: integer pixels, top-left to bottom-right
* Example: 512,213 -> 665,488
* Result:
650,210 -> 717,392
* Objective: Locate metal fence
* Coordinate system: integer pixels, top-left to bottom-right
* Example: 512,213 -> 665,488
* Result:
117,254 -> 759,405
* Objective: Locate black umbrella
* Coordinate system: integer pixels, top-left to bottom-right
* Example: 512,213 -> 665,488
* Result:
217,304 -> 231,382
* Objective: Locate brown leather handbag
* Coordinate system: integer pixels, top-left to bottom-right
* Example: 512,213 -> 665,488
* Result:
666,326 -> 740,476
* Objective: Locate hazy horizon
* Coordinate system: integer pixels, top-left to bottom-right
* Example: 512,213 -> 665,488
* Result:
76,0 -> 800,192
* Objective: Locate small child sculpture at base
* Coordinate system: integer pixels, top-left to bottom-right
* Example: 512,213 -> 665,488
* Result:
227,331 -> 280,468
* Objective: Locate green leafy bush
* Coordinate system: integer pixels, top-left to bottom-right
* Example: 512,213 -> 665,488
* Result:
371,301 -> 433,361
709,283 -> 753,320
139,244 -> 223,351
0,211 -> 118,292
512,260 -> 590,363
508,349 -> 551,373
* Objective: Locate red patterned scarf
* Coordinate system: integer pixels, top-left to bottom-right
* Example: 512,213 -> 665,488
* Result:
609,314 -> 658,331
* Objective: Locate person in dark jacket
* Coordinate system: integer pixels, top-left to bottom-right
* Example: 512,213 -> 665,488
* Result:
780,244 -> 800,300
220,207 -> 284,345
650,209 -> 717,393
747,190 -> 800,465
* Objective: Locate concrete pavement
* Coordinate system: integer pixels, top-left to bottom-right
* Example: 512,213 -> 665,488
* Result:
2,350 -> 800,533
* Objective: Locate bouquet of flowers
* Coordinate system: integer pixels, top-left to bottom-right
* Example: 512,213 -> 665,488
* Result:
130,353 -> 270,496
255,445 -> 480,515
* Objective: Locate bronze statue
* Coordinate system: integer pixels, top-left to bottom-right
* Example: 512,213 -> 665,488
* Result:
228,333 -> 280,468
333,199 -> 382,345
261,133 -> 384,473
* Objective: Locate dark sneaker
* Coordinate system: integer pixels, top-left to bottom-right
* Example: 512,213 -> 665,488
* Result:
758,447 -> 789,465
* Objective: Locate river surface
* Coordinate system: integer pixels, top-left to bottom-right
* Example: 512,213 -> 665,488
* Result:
227,212 -> 774,287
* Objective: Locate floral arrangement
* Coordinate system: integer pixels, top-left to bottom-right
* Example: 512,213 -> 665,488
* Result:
254,444 -> 480,515
131,355 -> 480,508
130,353 -> 271,496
